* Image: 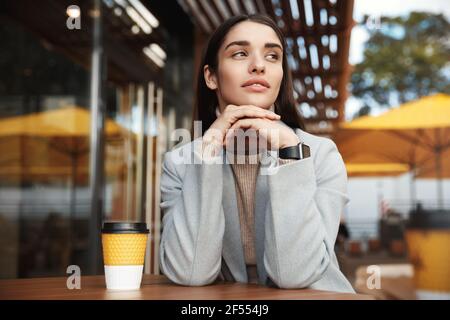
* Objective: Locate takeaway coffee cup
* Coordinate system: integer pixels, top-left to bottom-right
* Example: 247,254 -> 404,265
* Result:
101,222 -> 149,290
405,209 -> 450,300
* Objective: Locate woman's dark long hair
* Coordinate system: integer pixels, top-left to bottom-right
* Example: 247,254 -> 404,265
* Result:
192,14 -> 305,136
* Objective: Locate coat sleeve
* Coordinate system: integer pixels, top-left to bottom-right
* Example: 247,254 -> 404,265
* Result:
159,142 -> 225,286
263,138 -> 350,289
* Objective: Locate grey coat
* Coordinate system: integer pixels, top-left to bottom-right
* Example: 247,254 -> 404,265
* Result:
159,128 -> 355,293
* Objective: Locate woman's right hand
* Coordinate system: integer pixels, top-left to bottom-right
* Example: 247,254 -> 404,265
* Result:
203,104 -> 280,146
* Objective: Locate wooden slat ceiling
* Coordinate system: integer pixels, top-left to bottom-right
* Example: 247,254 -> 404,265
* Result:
2,0 -> 165,84
179,0 -> 355,136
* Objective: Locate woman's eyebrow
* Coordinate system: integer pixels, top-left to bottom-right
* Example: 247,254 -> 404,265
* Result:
224,40 -> 283,51
265,43 -> 283,51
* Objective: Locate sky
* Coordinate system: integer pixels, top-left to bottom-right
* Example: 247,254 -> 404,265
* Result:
345,0 -> 450,120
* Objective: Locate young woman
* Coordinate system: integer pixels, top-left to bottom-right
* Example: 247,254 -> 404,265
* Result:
159,14 -> 354,293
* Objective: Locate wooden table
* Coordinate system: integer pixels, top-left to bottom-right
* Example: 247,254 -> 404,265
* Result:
0,275 -> 373,300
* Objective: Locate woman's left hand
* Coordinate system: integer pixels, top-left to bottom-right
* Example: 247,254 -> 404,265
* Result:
225,118 -> 300,150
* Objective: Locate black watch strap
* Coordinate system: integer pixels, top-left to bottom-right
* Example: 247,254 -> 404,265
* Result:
278,142 -> 311,160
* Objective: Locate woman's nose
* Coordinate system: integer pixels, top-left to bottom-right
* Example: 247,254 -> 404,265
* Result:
249,57 -> 265,74
251,65 -> 265,74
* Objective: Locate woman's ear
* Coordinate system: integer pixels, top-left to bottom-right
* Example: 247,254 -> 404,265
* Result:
204,65 -> 218,90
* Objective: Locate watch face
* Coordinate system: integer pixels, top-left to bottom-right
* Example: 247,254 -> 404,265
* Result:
301,144 -> 311,159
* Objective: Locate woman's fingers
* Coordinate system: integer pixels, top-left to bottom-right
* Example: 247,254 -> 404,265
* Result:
238,105 -> 280,119
236,109 -> 279,120
208,105 -> 279,146
226,105 -> 280,123
225,118 -> 280,149
225,118 -> 260,141
229,118 -> 255,130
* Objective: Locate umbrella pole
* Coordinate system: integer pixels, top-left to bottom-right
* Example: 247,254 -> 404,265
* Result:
436,149 -> 444,209
410,164 -> 417,209
409,145 -> 417,211
435,128 -> 444,209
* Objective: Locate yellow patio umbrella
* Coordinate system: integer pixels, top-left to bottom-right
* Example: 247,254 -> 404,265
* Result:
341,94 -> 450,129
346,163 -> 410,178
0,106 -> 130,256
416,147 -> 450,179
336,130 -> 432,203
0,105 -> 123,136
0,135 -> 128,185
0,106 -> 128,183
337,93 -> 450,207
337,130 -> 433,171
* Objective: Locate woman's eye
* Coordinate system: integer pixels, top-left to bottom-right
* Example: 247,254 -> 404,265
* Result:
232,51 -> 247,58
231,51 -> 279,61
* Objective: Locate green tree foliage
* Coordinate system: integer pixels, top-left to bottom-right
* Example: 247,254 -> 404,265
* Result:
351,12 -> 450,114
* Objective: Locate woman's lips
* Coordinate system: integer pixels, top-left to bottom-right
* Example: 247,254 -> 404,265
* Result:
242,83 -> 269,93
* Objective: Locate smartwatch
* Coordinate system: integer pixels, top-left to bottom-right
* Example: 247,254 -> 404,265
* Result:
278,142 -> 310,160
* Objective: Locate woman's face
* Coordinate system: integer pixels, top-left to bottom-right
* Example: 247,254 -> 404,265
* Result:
204,21 -> 284,112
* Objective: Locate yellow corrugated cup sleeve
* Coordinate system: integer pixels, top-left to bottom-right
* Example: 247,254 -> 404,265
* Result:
102,233 -> 148,266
